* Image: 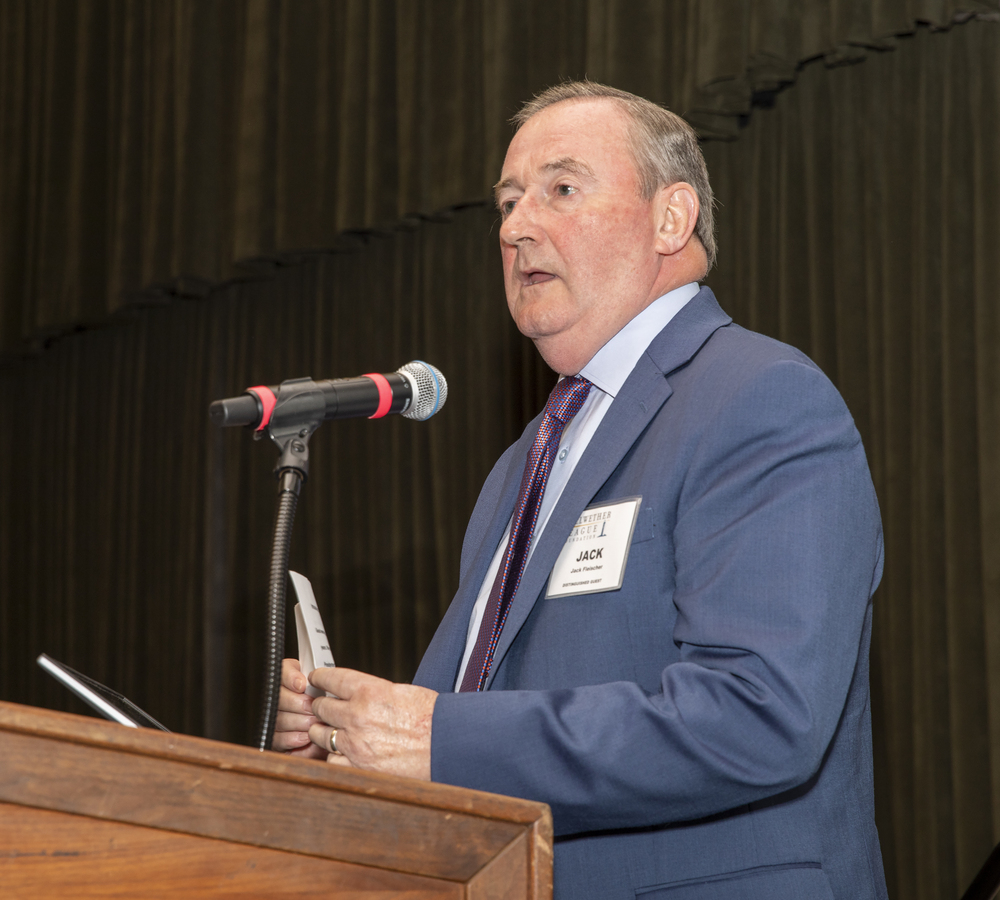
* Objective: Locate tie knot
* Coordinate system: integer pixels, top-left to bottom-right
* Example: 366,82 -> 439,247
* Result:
545,376 -> 592,424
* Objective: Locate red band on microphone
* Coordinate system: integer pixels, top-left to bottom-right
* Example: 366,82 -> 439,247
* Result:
247,386 -> 277,431
365,373 -> 393,418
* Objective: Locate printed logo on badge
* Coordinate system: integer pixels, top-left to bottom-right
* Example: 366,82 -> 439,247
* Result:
546,496 -> 642,598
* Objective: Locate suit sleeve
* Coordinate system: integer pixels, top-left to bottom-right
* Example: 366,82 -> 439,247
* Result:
428,356 -> 883,836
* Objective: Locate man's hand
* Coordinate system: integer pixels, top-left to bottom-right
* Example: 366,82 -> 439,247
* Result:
272,659 -> 326,758
307,667 -> 437,781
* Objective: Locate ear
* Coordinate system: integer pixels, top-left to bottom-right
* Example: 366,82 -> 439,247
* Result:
653,182 -> 700,257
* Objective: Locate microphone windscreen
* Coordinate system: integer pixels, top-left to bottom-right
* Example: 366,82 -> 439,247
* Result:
398,361 -> 447,421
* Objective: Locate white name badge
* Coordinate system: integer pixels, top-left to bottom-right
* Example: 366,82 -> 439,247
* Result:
546,496 -> 642,598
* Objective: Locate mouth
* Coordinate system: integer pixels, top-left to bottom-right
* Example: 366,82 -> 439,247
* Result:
519,269 -> 557,287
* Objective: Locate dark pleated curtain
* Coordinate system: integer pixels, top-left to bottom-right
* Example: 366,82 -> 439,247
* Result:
2,4 -> 1000,900
1,0 -> 994,353
0,206 -> 549,739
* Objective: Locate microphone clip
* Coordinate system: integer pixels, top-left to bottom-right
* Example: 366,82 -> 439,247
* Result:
252,377 -> 327,481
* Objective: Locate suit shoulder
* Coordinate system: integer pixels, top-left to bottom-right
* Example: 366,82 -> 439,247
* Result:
648,286 -> 818,383
707,321 -> 821,373
664,321 -> 858,448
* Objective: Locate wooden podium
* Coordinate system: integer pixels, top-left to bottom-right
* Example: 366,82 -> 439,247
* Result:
0,701 -> 552,899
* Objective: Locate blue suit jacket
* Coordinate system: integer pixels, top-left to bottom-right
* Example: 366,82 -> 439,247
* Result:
414,288 -> 888,900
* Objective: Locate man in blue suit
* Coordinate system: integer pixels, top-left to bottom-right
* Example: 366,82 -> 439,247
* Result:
276,81 -> 888,899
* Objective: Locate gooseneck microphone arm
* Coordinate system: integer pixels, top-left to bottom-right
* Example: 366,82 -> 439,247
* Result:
209,362 -> 447,753
248,378 -> 326,755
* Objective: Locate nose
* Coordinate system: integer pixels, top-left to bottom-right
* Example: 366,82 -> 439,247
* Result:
499,193 -> 540,246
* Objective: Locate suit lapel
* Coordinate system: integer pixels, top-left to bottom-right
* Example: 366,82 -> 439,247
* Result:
484,287 -> 732,687
412,417 -> 540,691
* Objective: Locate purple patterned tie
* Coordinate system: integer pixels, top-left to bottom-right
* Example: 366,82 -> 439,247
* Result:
460,375 -> 593,692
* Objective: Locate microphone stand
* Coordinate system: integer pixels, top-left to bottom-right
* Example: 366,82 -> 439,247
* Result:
208,364 -> 445,751
252,378 -> 325,752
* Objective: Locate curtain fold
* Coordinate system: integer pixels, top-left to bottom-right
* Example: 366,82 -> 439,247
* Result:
689,0 -> 999,127
2,0 -> 997,353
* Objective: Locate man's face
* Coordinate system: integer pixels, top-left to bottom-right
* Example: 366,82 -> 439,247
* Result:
495,99 -> 667,374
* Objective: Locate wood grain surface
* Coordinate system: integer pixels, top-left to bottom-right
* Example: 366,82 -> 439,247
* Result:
0,803 -> 458,898
0,701 -> 553,899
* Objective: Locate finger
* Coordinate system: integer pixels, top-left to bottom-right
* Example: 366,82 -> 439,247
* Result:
309,666 -> 383,699
307,666 -> 344,697
311,694 -> 349,726
274,709 -> 317,735
287,742 -> 328,760
278,683 -> 314,716
325,752 -> 354,768
272,728 -> 314,753
310,666 -> 394,701
291,742 -> 328,760
282,658 -> 309,693
308,722 -> 345,757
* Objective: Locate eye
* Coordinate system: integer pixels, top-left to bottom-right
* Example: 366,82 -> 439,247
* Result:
500,198 -> 517,218
555,184 -> 577,197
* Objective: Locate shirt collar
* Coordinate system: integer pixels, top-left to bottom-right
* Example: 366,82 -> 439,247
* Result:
579,282 -> 700,398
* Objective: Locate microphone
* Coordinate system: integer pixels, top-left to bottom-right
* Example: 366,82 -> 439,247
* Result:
209,360 -> 447,431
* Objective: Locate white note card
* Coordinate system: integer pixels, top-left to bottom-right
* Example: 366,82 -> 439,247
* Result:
546,496 -> 642,599
290,570 -> 335,698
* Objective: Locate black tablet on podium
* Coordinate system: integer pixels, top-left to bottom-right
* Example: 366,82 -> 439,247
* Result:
37,653 -> 170,732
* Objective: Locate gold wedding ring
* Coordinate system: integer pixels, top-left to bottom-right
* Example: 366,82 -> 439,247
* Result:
329,727 -> 342,755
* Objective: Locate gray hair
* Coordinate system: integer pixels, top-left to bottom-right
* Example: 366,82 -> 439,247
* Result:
513,81 -> 717,271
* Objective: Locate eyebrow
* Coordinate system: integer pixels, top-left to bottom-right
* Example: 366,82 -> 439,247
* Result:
543,157 -> 596,180
493,157 -> 597,206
